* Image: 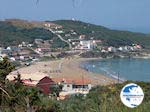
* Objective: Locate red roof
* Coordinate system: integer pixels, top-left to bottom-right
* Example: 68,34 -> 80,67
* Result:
22,76 -> 55,95
37,76 -> 55,95
22,79 -> 38,86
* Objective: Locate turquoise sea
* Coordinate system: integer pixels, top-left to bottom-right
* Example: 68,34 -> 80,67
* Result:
81,58 -> 150,82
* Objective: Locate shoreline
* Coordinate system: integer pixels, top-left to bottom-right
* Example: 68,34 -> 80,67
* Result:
60,57 -> 118,85
78,58 -> 124,83
8,57 -> 118,85
79,58 -> 126,82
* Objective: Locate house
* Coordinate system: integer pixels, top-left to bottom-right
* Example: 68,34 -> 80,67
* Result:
65,34 -> 71,37
19,49 -> 31,56
108,46 -> 117,52
75,40 -> 96,50
44,23 -> 63,29
37,76 -> 55,95
79,35 -> 86,40
35,48 -> 51,54
22,79 -> 39,87
133,44 -> 142,50
7,73 -> 55,95
22,77 -> 55,95
54,30 -> 64,34
18,49 -> 32,61
53,78 -> 92,100
21,41 -> 28,47
21,77 -> 55,95
108,46 -> 113,52
118,47 -> 123,51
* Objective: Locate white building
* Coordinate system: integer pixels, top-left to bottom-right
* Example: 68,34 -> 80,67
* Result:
53,78 -> 92,100
79,40 -> 96,50
54,30 -> 64,34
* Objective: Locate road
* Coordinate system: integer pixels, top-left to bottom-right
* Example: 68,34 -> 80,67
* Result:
46,28 -> 72,49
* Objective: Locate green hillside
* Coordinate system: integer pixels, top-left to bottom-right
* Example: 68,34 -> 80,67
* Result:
1,19 -> 150,48
0,21 -> 54,46
53,20 -> 150,48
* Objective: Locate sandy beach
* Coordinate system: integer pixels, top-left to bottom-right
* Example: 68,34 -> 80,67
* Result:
8,58 -> 117,85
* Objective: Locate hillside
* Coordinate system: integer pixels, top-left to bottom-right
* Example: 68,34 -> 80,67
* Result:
0,21 -> 54,46
53,20 -> 150,48
1,19 -> 150,48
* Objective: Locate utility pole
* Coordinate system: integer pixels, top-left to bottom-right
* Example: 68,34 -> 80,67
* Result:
118,72 -> 119,83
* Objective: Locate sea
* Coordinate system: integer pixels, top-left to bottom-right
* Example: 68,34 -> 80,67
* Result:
80,58 -> 150,82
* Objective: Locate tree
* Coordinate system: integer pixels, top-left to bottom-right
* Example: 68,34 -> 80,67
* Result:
50,84 -> 63,97
0,57 -> 15,111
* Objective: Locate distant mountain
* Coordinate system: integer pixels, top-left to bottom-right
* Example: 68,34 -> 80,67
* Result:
0,19 -> 150,48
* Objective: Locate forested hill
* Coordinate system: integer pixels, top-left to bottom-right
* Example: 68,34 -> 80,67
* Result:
53,20 -> 150,48
1,19 -> 150,48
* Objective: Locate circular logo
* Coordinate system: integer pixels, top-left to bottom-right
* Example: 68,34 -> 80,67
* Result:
120,83 -> 144,108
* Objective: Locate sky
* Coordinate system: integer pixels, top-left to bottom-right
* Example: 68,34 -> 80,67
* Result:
0,0 -> 150,34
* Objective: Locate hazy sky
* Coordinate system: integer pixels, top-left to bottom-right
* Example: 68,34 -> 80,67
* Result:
0,0 -> 150,33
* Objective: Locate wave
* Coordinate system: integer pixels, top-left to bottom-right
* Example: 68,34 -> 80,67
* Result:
81,62 -> 126,82
81,58 -> 150,82
99,67 -> 125,82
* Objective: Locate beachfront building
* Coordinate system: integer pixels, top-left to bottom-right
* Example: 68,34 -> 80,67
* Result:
37,76 -> 55,95
7,74 -> 55,95
53,78 -> 92,100
22,76 -> 55,95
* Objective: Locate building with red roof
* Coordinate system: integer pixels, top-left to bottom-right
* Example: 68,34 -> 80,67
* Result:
21,76 -> 55,95
37,76 -> 55,95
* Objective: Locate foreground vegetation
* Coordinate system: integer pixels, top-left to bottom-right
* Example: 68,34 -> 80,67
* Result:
58,81 -> 150,112
0,58 -> 150,112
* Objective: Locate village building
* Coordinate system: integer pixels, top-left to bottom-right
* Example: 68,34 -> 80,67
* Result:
37,76 -> 55,95
53,30 -> 64,34
53,78 -> 92,100
7,72 -> 92,99
44,23 -> 62,29
7,74 -> 55,95
79,35 -> 86,40
73,40 -> 96,50
21,77 -> 55,95
35,48 -> 51,54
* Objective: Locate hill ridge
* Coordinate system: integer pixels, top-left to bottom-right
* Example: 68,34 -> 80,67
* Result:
0,19 -> 150,48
